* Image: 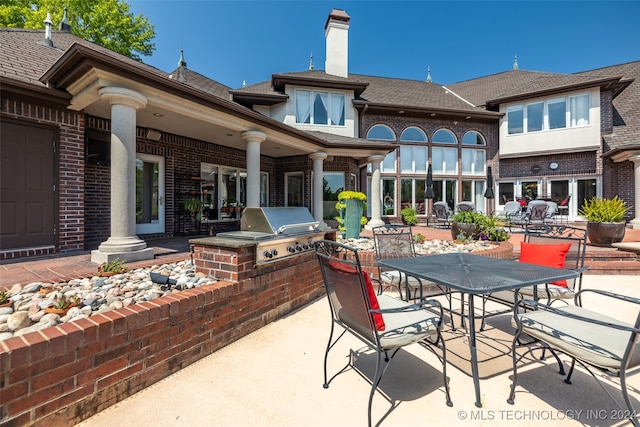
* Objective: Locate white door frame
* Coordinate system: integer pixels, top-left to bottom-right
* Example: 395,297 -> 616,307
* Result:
136,153 -> 165,234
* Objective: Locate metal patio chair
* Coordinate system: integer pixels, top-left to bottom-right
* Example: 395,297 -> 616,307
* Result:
433,201 -> 453,228
479,224 -> 588,330
455,201 -> 475,212
315,239 -> 452,427
508,201 -> 549,231
371,225 -> 455,326
508,288 -> 640,427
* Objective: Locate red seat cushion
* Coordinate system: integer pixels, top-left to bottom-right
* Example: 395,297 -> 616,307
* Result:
518,199 -> 528,207
519,242 -> 572,287
328,260 -> 385,331
559,198 -> 569,206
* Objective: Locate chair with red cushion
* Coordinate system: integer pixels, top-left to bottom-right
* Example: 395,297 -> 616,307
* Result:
479,224 -> 588,330
315,239 -> 452,426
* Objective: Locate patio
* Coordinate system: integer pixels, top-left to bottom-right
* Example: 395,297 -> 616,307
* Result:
78,274 -> 640,427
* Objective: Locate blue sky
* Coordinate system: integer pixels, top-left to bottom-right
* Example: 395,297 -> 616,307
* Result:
128,1 -> 640,89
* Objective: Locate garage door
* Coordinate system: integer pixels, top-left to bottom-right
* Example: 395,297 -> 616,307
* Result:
0,121 -> 55,250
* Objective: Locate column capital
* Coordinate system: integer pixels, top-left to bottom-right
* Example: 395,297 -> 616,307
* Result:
98,86 -> 147,110
309,152 -> 328,161
629,154 -> 640,164
367,154 -> 386,163
241,130 -> 267,144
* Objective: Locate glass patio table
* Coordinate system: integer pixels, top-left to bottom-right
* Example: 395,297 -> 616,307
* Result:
376,252 -> 579,408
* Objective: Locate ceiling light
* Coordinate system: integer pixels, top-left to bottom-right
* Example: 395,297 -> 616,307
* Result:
430,113 -> 436,117
153,113 -> 163,117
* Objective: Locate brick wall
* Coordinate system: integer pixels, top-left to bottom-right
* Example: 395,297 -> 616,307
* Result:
0,263 -> 324,426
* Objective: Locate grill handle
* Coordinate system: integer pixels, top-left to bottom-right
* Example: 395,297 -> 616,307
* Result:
277,222 -> 320,234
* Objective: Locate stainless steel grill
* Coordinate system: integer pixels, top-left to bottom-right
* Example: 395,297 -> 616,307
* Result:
216,207 -> 326,264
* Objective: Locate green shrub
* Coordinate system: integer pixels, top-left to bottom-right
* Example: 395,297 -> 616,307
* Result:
400,207 -> 418,225
579,196 -> 629,222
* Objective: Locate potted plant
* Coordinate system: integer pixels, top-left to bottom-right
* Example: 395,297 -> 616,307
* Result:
450,211 -> 486,240
183,197 -> 205,222
0,289 -> 12,308
45,294 -> 81,315
335,191 -> 367,239
400,207 -> 418,225
579,196 -> 630,245
479,215 -> 510,242
97,258 -> 129,276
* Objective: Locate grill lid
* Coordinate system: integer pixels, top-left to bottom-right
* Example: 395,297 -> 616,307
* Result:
240,207 -> 319,235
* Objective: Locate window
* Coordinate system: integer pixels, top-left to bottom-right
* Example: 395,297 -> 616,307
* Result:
382,150 -> 396,173
322,172 -> 345,219
507,93 -> 590,135
367,124 -> 395,140
498,182 -> 515,205
526,102 -> 544,132
401,178 -> 426,214
570,93 -> 589,127
286,172 -> 304,206
548,98 -> 566,129
461,149 -> 485,175
433,129 -> 457,144
400,145 -> 427,173
462,180 -> 485,212
260,172 -> 268,206
433,179 -> 457,210
432,147 -> 457,174
382,178 -> 396,215
462,131 -> 486,145
400,127 -> 427,142
295,90 -> 345,125
507,106 -> 524,134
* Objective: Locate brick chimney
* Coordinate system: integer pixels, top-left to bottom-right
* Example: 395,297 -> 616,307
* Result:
324,9 -> 350,78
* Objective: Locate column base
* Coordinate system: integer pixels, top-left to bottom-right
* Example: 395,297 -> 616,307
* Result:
91,236 -> 154,264
629,218 -> 640,230
364,219 -> 385,230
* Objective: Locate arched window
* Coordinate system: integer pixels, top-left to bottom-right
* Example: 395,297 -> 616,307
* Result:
462,131 -> 486,145
399,127 -> 427,142
432,129 -> 457,144
366,125 -> 396,141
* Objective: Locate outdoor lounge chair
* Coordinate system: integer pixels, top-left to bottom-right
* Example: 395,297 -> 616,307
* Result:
508,288 -> 640,427
315,239 -> 453,427
433,201 -> 453,228
508,201 -> 549,231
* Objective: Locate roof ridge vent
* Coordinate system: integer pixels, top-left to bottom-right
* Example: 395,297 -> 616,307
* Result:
44,13 -> 54,47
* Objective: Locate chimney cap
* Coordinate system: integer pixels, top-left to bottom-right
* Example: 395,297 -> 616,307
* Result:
325,9 -> 350,29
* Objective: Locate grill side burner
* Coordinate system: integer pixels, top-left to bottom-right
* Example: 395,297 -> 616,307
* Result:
216,207 -> 327,264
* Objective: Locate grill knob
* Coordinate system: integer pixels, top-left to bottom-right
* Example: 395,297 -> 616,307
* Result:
263,250 -> 273,258
287,246 -> 296,253
271,249 -> 278,257
302,243 -> 309,250
295,244 -> 303,251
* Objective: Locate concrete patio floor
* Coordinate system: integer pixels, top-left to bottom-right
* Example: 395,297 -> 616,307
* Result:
78,274 -> 640,427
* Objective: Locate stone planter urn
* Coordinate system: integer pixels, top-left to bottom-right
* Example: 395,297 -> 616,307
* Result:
451,222 -> 480,241
586,221 -> 626,246
344,199 -> 364,239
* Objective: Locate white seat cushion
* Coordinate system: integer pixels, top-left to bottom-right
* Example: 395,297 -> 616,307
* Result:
514,305 -> 633,370
380,270 -> 444,295
377,295 -> 440,349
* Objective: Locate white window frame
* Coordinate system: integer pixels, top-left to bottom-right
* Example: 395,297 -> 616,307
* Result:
432,146 -> 457,174
295,89 -> 345,126
461,148 -> 485,175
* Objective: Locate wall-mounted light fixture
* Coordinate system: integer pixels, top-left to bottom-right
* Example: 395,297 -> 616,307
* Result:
146,129 -> 162,141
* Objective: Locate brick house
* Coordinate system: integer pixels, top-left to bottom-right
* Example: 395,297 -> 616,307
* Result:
1,9 -> 638,261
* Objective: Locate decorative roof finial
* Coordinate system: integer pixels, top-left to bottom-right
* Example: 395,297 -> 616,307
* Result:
513,54 -> 519,70
44,13 -> 54,47
426,65 -> 432,83
178,49 -> 187,67
309,52 -> 314,70
58,6 -> 71,32
242,80 -> 246,88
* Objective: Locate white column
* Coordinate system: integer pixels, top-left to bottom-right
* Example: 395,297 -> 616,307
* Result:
365,154 -> 385,230
241,130 -> 266,208
629,154 -> 640,230
91,87 -> 154,264
309,152 -> 328,228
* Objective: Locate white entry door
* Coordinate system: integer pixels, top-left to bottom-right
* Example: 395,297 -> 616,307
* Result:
136,154 -> 165,234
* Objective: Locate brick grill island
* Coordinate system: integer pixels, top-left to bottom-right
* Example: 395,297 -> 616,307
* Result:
0,226 -> 335,427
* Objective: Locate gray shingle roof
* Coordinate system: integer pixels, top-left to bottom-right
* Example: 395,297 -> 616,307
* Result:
169,66 -> 232,100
